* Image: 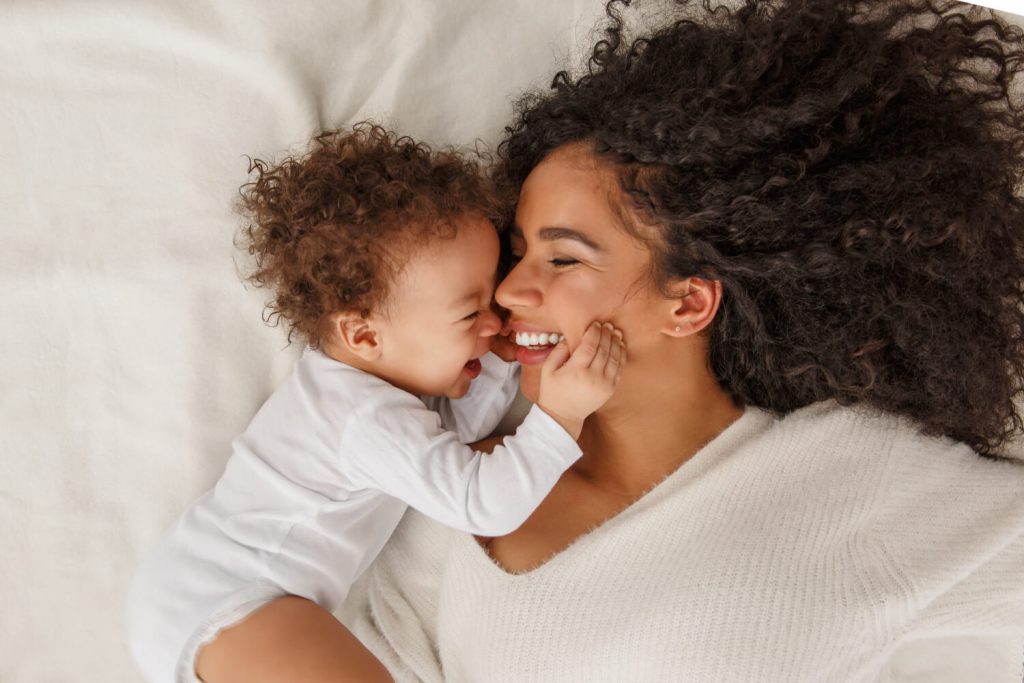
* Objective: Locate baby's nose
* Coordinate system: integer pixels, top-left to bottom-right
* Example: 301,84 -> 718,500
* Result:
479,308 -> 502,336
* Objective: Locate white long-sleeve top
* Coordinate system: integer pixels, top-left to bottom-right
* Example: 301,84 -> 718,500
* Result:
337,399 -> 1024,682
126,348 -> 581,683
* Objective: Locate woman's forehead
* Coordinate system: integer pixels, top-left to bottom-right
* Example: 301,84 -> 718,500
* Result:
515,145 -> 661,255
517,149 -> 620,230
524,142 -> 609,187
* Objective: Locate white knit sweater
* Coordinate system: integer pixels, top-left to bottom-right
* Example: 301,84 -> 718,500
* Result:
336,399 -> 1024,682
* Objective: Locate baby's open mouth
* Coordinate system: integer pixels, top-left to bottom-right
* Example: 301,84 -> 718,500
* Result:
463,358 -> 482,377
514,331 -> 564,350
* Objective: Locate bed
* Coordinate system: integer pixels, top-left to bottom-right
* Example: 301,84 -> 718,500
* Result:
2,1 -> 1022,681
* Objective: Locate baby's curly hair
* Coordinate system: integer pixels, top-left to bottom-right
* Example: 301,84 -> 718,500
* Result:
237,123 -> 504,348
498,0 -> 1024,458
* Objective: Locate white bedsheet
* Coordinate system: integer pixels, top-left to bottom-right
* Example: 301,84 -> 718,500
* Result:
2,1 -> 1022,682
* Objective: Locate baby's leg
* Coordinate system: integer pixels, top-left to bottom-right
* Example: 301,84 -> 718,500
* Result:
196,595 -> 393,682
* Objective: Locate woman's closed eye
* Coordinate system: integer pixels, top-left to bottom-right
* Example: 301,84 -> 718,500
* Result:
509,253 -> 578,268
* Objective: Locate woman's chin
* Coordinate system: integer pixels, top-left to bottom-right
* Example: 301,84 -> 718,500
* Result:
519,365 -> 541,404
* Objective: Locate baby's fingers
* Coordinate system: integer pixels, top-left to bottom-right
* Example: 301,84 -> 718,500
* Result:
569,322 -> 603,367
540,339 -> 571,378
605,331 -> 625,381
589,322 -> 615,370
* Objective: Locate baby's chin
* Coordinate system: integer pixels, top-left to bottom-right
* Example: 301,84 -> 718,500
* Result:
444,384 -> 470,400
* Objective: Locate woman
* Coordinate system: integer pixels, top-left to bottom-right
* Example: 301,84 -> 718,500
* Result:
202,0 -> 1024,680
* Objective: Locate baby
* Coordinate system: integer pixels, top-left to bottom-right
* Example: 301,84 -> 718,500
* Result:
127,123 -> 625,683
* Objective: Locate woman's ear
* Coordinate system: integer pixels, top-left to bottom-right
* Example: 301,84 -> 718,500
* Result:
663,277 -> 722,337
325,311 -> 383,361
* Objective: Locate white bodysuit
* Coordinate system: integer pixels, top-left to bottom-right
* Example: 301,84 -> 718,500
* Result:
126,348 -> 580,683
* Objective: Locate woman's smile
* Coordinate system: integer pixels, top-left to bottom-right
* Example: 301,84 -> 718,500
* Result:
513,331 -> 565,347
502,321 -> 564,364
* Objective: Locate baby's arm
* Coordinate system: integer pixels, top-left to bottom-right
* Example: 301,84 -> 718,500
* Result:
346,322 -> 624,536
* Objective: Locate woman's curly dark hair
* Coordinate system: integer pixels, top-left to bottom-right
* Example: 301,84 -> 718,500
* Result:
498,0 -> 1024,458
237,122 -> 503,348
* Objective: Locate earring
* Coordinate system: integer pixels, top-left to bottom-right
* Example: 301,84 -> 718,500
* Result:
674,326 -> 681,332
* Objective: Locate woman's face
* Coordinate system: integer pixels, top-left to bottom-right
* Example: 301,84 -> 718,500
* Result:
495,143 -> 676,402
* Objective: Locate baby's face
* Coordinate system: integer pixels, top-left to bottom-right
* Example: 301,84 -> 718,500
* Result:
374,213 -> 502,399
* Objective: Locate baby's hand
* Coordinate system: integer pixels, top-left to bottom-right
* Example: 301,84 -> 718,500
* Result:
537,321 -> 625,439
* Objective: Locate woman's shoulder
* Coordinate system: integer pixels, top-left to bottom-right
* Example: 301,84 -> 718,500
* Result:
761,400 -> 1024,634
806,400 -> 1024,605
755,398 -> 1024,550
776,398 -> 1024,518
773,398 -> 1024,470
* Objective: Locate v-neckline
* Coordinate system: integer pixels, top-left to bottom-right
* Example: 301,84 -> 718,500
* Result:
463,404 -> 773,579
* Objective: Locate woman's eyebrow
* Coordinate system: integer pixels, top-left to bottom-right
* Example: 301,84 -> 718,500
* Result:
511,225 -> 603,252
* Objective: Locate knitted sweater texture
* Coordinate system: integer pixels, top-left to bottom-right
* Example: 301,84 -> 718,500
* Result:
338,400 -> 1024,682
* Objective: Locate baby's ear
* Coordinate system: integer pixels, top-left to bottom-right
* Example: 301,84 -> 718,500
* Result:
326,311 -> 382,360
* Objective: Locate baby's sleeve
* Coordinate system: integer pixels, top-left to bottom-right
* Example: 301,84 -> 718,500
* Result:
346,394 -> 581,537
420,352 -> 519,443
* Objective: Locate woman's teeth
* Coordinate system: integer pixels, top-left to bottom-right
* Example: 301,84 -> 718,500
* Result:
514,331 -> 564,348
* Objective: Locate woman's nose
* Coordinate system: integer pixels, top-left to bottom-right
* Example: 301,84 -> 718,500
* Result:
495,261 -> 541,310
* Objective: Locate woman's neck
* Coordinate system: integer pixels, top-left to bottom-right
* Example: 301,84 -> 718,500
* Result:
573,342 -> 744,499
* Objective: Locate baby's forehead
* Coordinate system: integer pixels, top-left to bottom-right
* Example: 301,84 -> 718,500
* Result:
389,224 -> 499,310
